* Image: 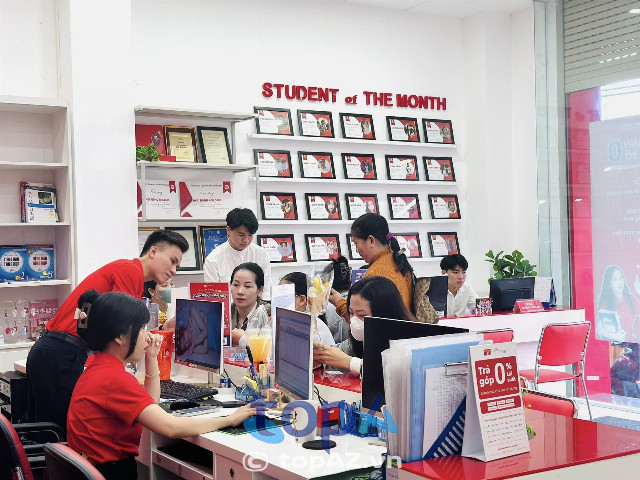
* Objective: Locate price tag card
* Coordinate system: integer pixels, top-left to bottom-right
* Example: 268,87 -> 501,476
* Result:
513,299 -> 544,313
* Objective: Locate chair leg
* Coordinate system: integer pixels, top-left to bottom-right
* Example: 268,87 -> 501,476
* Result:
580,375 -> 593,421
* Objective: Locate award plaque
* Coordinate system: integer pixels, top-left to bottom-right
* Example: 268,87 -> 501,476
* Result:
423,119 -> 455,144
305,193 -> 341,220
305,234 -> 341,261
424,156 -> 456,182
138,227 -> 159,255
165,227 -> 200,270
386,116 -> 420,142
387,194 -> 421,219
428,194 -> 461,219
298,152 -> 335,179
164,126 -> 198,162
260,192 -> 298,220
427,232 -> 460,257
385,155 -> 419,181
298,110 -> 335,138
197,126 -> 231,164
341,153 -> 377,180
254,149 -> 293,178
339,113 -> 376,140
199,226 -> 228,264
345,194 -> 379,219
254,106 -> 294,135
393,233 -> 422,258
346,234 -> 363,260
257,234 -> 296,263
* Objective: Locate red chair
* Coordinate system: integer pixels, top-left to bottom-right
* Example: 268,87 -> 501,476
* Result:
520,322 -> 592,420
44,443 -> 105,480
480,328 -> 514,343
522,389 -> 577,417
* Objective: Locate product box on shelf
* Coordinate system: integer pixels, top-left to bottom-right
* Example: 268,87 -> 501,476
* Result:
25,245 -> 55,280
0,246 -> 27,282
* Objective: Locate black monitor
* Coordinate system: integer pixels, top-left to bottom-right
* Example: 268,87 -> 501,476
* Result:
174,299 -> 223,372
274,307 -> 313,401
362,317 -> 467,411
489,277 -> 536,312
426,276 -> 449,318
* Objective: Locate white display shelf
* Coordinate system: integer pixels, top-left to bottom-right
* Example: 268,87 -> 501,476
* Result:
0,161 -> 68,170
0,95 -> 67,114
248,133 -> 458,150
137,161 -> 257,173
260,219 -> 352,226
135,106 -> 255,122
255,177 -> 457,186
0,342 -> 34,351
270,257 -> 440,267
138,218 -> 226,224
0,222 -> 70,227
388,218 -> 462,224
175,270 -> 204,276
0,279 -> 71,289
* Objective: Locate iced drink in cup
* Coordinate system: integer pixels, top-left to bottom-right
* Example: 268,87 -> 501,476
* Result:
245,329 -> 272,368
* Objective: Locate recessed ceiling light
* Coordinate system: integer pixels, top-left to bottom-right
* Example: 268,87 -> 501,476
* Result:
629,8 -> 640,13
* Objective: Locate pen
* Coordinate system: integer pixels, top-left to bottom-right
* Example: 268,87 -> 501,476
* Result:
246,345 -> 257,379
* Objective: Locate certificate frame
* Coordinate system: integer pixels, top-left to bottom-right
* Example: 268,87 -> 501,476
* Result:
428,194 -> 461,219
196,126 -> 231,165
339,113 -> 376,140
298,151 -> 336,179
165,227 -> 201,271
254,106 -> 294,136
385,155 -> 419,181
253,149 -> 293,178
138,227 -> 159,256
423,156 -> 456,182
297,109 -> 335,138
260,192 -> 298,220
341,153 -> 377,180
387,194 -> 421,220
345,193 -> 379,219
304,234 -> 342,261
198,225 -> 228,265
346,234 -> 363,260
163,126 -> 199,163
393,232 -> 422,258
427,232 -> 460,257
422,119 -> 455,144
386,116 -> 420,143
305,193 -> 342,220
257,234 -> 297,263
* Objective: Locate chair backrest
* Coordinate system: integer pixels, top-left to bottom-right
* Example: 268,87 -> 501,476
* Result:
537,322 -> 591,367
523,390 -> 577,417
0,414 -> 34,480
43,443 -> 105,480
481,329 -> 514,344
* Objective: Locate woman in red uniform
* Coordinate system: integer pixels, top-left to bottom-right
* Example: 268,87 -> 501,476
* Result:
67,290 -> 257,480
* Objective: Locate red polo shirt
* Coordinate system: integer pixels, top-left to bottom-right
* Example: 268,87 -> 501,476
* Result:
47,258 -> 145,336
67,353 -> 155,465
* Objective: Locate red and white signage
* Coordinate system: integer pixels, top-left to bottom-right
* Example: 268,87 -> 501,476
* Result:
513,299 -> 544,313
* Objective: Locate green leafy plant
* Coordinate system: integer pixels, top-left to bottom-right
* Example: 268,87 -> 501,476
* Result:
136,143 -> 160,163
521,388 -> 536,438
485,249 -> 537,284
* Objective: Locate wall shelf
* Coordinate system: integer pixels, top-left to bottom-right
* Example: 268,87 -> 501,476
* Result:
255,177 -> 457,186
0,162 -> 68,170
137,161 -> 257,173
0,222 -> 71,227
0,96 -> 67,113
248,133 -> 458,150
0,279 -> 71,289
135,106 -> 255,123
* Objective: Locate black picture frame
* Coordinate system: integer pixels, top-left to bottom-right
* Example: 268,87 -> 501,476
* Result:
165,227 -> 201,271
196,126 -> 231,164
428,194 -> 461,219
304,234 -> 342,261
257,234 -> 297,263
254,106 -> 294,135
423,156 -> 456,182
253,149 -> 293,178
422,119 -> 455,144
297,110 -> 335,138
164,125 -> 199,162
305,193 -> 342,220
427,232 -> 460,257
387,194 -> 421,220
198,225 -> 227,266
346,234 -> 363,260
339,113 -> 376,140
298,151 -> 336,179
341,153 -> 377,180
345,193 -> 379,219
385,155 -> 419,181
260,192 -> 298,220
392,232 -> 422,258
386,116 -> 420,143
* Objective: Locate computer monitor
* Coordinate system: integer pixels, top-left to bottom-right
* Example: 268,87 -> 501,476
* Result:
362,317 -> 467,411
489,277 -> 536,312
174,298 -> 223,372
274,307 -> 313,401
426,276 -> 449,318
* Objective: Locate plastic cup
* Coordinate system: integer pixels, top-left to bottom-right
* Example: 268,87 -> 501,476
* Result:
152,330 -> 174,381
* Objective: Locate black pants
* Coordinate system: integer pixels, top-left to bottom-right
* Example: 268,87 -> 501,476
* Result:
26,335 -> 89,434
96,456 -> 138,480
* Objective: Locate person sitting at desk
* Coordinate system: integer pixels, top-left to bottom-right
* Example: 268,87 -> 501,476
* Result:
142,277 -> 173,325
440,254 -> 478,317
313,276 -> 417,376
67,290 -> 256,480
326,256 -> 352,343
230,262 -> 270,346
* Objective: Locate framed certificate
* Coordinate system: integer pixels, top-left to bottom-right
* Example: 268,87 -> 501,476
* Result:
260,192 -> 298,220
298,152 -> 335,179
345,194 -> 379,219
257,234 -> 296,263
341,153 -> 377,180
254,149 -> 293,178
197,126 -> 231,164
393,233 -> 422,258
387,194 -> 421,219
423,119 -> 455,144
254,106 -> 294,135
385,155 -> 419,181
424,156 -> 456,182
339,113 -> 375,140
386,116 -> 420,142
165,227 -> 201,271
346,234 -> 363,260
428,194 -> 461,219
298,110 -> 335,138
199,225 -> 228,264
164,126 -> 198,162
305,234 -> 341,261
138,227 -> 159,255
305,193 -> 342,220
427,232 -> 460,257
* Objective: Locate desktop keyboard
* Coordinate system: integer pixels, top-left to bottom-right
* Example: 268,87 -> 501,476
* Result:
160,380 -> 218,400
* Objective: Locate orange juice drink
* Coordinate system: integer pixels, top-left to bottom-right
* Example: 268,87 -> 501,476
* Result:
245,329 -> 272,366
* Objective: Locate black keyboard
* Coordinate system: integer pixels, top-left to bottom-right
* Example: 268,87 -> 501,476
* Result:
160,380 -> 218,400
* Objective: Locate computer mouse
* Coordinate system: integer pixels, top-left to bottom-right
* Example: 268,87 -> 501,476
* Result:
170,400 -> 200,411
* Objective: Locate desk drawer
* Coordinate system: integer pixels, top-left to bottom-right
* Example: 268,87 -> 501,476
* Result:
215,455 -> 252,480
153,449 -> 213,480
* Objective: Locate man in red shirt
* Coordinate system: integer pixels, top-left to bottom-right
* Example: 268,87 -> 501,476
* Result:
26,230 -> 188,433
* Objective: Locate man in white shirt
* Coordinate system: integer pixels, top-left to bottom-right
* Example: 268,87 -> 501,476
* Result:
204,208 -> 272,300
441,254 -> 478,317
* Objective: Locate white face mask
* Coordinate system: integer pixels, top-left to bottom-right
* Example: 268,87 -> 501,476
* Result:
350,315 -> 365,342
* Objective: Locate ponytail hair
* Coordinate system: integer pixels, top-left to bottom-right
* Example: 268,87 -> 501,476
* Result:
351,213 -> 413,276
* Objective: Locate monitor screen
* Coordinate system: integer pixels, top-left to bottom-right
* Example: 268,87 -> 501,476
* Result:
174,298 -> 223,372
362,317 -> 467,411
426,276 -> 449,318
274,307 -> 313,401
489,277 -> 536,312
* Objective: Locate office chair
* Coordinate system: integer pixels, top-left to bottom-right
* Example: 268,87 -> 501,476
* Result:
522,389 -> 577,417
519,321 -> 592,420
44,443 -> 105,480
479,328 -> 514,344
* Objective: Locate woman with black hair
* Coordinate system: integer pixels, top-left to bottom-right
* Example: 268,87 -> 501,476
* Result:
596,265 -> 640,342
230,262 -> 270,345
67,290 -> 256,480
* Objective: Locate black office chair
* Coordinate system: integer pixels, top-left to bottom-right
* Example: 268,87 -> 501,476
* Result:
44,443 -> 105,480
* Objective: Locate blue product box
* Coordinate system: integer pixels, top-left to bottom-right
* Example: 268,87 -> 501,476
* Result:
0,246 -> 28,281
24,245 -> 55,280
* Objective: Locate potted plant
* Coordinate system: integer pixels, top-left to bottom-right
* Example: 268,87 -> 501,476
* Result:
484,249 -> 537,284
136,143 -> 160,163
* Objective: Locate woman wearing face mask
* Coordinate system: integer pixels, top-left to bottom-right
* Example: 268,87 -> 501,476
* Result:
143,279 -> 174,328
313,276 -> 416,376
230,262 -> 270,346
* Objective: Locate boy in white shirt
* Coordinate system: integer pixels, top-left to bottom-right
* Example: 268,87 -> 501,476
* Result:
441,254 -> 478,317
